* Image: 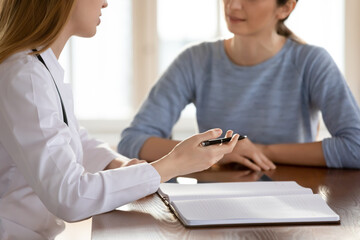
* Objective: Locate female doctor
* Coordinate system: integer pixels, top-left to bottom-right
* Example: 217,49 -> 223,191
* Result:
0,0 -> 239,239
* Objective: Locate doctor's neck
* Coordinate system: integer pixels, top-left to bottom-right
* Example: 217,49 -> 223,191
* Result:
50,28 -> 72,59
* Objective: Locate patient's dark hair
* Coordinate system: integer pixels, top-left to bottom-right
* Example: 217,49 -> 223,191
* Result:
277,0 -> 303,43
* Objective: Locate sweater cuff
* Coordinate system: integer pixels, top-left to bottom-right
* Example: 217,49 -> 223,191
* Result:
322,137 -> 343,168
118,134 -> 153,159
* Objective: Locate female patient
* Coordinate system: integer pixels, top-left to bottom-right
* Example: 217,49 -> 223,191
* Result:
0,0 -> 239,239
119,0 -> 360,170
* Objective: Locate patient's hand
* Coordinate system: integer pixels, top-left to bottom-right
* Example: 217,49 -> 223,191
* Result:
218,138 -> 276,172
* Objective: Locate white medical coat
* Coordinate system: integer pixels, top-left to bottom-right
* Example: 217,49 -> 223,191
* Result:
0,49 -> 161,239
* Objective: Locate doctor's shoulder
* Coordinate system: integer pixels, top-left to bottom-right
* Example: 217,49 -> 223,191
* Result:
0,51 -> 51,87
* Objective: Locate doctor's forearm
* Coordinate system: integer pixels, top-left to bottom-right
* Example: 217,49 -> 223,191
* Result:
261,141 -> 326,167
139,137 -> 180,162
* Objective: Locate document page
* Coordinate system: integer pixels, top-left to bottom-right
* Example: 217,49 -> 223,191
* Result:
172,194 -> 340,226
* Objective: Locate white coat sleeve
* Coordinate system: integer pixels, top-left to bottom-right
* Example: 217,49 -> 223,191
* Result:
78,127 -> 129,173
0,61 -> 160,222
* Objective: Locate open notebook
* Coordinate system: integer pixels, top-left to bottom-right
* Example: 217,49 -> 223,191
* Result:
157,181 -> 340,227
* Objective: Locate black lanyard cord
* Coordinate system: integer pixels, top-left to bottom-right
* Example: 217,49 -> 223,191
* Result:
32,49 -> 68,126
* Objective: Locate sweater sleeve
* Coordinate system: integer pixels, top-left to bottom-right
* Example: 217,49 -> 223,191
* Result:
304,47 -> 360,168
118,48 -> 196,158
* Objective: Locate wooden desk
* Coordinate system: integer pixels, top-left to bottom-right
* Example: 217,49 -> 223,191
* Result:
92,165 -> 360,239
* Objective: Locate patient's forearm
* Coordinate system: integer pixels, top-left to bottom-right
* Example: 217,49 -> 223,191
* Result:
262,141 -> 326,167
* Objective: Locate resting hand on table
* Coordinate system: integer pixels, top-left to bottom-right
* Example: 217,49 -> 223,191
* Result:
151,128 -> 239,182
218,137 -> 276,172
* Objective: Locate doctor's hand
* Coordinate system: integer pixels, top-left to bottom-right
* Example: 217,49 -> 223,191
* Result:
151,129 -> 239,183
218,137 -> 276,172
104,158 -> 146,170
122,158 -> 146,167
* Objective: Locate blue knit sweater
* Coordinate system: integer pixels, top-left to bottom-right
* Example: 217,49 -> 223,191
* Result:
119,39 -> 360,168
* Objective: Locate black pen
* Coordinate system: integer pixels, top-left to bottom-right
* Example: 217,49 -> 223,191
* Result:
201,135 -> 247,147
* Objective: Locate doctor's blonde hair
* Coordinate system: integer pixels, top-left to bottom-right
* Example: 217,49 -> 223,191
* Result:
0,0 -> 76,63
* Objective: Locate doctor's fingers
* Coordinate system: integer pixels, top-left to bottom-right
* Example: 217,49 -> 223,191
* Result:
211,133 -> 239,153
194,128 -> 223,143
225,130 -> 234,138
203,134 -> 239,165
